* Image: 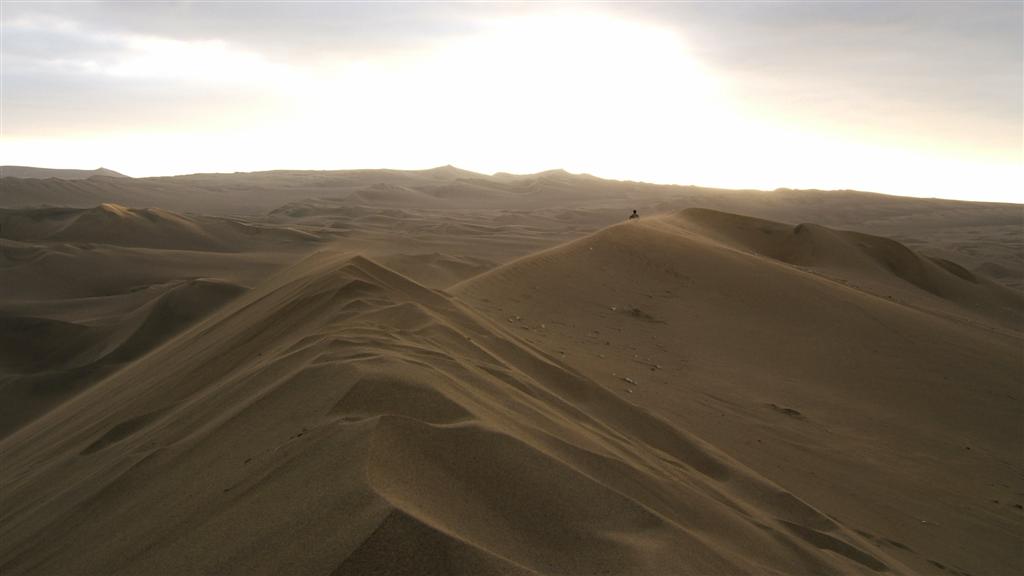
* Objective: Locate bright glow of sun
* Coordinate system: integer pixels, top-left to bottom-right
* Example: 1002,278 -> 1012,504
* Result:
2,11 -> 1020,202
283,12 -> 732,177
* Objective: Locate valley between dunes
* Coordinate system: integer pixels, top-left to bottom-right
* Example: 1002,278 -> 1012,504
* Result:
0,168 -> 1020,575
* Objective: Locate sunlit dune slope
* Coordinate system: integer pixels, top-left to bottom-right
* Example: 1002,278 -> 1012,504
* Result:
453,208 -> 1023,576
0,251 -> 908,575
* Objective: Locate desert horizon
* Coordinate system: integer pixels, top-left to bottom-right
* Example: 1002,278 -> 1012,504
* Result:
2,2 -> 1022,575
9,162 -> 1024,201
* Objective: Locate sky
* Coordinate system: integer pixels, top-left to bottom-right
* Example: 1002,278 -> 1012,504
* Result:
1,1 -> 1021,202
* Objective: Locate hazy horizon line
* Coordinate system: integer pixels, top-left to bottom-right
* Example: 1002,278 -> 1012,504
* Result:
4,162 -> 1022,206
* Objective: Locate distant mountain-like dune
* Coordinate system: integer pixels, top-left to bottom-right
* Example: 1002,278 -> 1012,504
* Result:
1,166 -> 127,179
2,166 -> 1017,289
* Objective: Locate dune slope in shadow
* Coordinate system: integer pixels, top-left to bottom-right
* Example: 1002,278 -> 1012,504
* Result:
0,204 -> 326,436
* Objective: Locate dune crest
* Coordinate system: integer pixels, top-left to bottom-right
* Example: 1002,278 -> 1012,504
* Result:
455,211 -> 1022,575
0,252 -> 907,575
667,208 -> 1021,325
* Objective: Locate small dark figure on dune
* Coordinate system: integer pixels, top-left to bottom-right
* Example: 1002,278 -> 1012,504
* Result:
628,209 -> 639,220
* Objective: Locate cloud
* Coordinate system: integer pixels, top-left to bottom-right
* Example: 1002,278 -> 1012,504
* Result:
1,2 -> 1019,201
0,9 -> 306,137
614,2 -> 1023,156
1,2 -> 486,63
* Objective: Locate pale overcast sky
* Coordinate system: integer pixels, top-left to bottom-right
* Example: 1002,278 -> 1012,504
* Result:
1,1 -> 1021,202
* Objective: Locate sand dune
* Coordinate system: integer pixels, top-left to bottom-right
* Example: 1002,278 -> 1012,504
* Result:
377,252 -> 495,288
0,278 -> 246,436
0,170 -> 1020,575
454,209 -> 1023,575
0,239 -> 294,301
0,204 -> 326,436
671,208 -> 1021,326
0,242 -> 283,433
2,167 -> 1018,290
0,204 -> 318,251
0,252 -> 914,575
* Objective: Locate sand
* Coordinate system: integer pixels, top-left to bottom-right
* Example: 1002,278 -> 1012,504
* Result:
3,167 -> 1020,287
455,209 -> 1023,574
0,168 -> 1020,575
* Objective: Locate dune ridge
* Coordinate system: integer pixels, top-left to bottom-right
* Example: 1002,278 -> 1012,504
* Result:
669,208 -> 1021,326
0,251 -> 911,575
454,209 -> 1023,575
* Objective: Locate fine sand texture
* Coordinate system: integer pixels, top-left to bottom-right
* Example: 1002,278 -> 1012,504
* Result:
0,168 -> 1020,575
1,252 -> 918,575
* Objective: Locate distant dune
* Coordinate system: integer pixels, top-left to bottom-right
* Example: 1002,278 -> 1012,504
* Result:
1,166 -> 1018,289
1,165 -> 127,179
0,204 -> 319,251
